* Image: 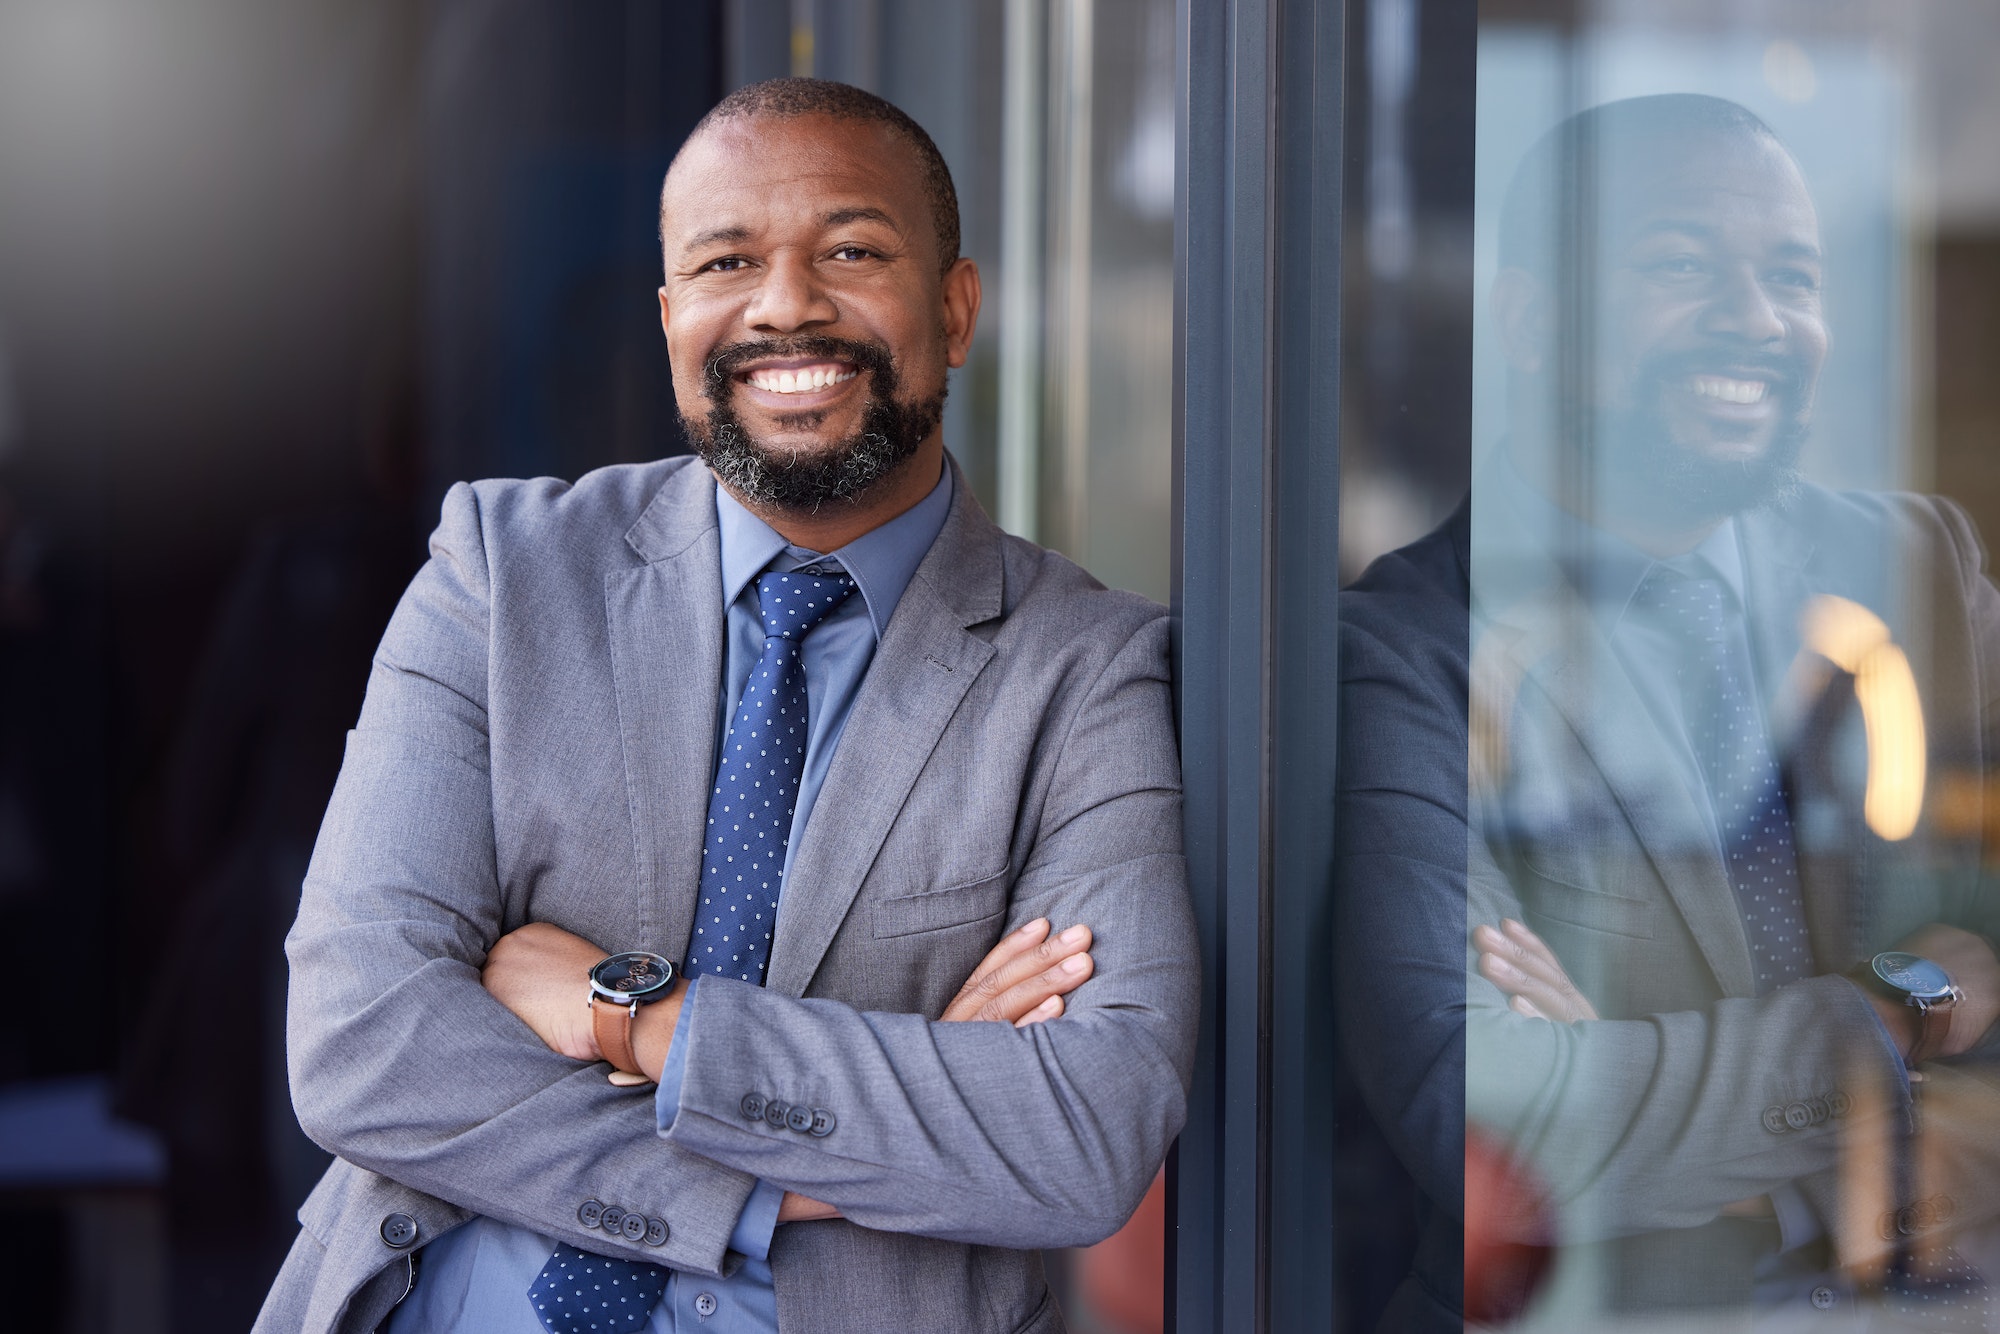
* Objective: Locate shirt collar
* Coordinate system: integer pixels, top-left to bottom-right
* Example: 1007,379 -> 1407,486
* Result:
1492,444 -> 1748,630
714,459 -> 953,641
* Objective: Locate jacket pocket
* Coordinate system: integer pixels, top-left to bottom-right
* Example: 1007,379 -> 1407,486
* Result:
872,870 -> 1009,939
1519,862 -> 1658,939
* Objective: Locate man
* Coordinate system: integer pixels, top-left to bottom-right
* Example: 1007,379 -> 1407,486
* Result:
256,78 -> 1196,1334
1338,94 -> 2000,1330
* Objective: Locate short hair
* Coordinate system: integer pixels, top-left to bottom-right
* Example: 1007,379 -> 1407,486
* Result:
1497,94 -> 1786,276
671,78 -> 961,270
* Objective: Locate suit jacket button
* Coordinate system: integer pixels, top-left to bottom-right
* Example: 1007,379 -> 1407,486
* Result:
620,1212 -> 647,1241
1807,1095 -> 1830,1125
786,1105 -> 813,1133
765,1101 -> 789,1129
379,1213 -> 419,1250
1783,1102 -> 1812,1130
741,1093 -> 767,1121
1761,1106 -> 1789,1135
809,1107 -> 836,1137
644,1217 -> 669,1247
578,1199 -> 605,1229
600,1205 -> 627,1234
1829,1091 -> 1852,1118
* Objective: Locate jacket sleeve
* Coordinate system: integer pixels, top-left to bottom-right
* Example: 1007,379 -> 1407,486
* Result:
284,481 -> 757,1279
656,617 -> 1198,1249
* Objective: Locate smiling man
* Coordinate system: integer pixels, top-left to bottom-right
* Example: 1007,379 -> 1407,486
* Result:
1337,95 -> 2000,1329
255,79 -> 1196,1334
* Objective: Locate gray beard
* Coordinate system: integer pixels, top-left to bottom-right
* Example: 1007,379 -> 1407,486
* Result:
692,394 -> 942,514
682,335 -> 945,514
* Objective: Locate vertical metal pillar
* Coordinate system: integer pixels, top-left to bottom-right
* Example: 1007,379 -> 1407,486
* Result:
1171,0 -> 1346,1328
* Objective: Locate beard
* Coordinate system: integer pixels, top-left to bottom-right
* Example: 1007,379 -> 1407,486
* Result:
681,333 -> 946,514
1584,348 -> 1813,527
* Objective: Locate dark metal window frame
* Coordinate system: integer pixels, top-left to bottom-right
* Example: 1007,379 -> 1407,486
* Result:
1171,0 -> 1346,1330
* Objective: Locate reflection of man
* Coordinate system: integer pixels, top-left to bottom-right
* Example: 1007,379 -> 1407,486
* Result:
256,79 -> 1196,1334
1338,94 -> 2000,1329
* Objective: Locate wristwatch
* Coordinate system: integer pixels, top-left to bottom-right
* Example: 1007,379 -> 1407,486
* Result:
1856,951 -> 1963,1067
587,951 -> 678,1079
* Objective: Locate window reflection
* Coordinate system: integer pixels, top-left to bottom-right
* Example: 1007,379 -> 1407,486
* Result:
1339,4 -> 2000,1329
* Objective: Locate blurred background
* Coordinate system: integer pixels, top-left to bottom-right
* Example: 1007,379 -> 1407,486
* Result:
0,1 -> 1171,1330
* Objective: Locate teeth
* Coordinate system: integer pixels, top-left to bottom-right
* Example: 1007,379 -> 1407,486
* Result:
747,365 -> 858,394
1690,375 -> 1769,405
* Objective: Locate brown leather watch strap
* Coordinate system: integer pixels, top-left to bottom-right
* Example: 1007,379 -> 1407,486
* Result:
1907,997 -> 1955,1067
592,996 -> 642,1075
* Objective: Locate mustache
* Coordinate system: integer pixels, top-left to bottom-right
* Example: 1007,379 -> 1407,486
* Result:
701,335 -> 896,398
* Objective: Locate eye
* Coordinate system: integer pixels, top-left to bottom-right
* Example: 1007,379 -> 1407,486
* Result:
1768,266 -> 1821,293
1647,255 -> 1706,279
700,256 -> 751,273
830,245 -> 878,262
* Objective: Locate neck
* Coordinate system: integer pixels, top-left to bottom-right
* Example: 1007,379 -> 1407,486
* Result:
718,436 -> 946,553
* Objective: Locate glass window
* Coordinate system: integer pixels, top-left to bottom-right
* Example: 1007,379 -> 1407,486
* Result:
1338,2 -> 2000,1328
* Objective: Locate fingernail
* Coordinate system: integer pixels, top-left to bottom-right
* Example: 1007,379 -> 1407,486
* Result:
1060,925 -> 1088,945
1019,918 -> 1048,937
1040,996 -> 1062,1011
1062,954 -> 1089,975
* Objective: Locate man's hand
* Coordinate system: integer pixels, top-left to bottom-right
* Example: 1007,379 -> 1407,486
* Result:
481,922 -> 686,1078
942,917 -> 1096,1025
1473,918 -> 1599,1023
1856,924 -> 2000,1063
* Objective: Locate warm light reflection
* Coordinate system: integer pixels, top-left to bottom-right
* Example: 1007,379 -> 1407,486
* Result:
1799,595 -> 1926,841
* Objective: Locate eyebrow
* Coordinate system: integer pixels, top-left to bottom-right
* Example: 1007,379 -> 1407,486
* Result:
1634,218 -> 1822,262
821,206 -> 898,230
681,224 -> 751,254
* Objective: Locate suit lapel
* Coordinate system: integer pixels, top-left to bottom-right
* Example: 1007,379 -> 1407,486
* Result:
1495,596 -> 1759,996
1474,483 -> 1757,996
764,474 -> 1003,997
604,463 -> 723,959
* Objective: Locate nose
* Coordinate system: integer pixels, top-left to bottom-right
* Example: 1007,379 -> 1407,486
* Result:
1699,263 -> 1786,345
743,251 -> 837,333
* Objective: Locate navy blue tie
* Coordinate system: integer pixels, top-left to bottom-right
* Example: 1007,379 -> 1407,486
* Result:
688,568 -> 856,984
1635,568 -> 1812,993
529,567 -> 853,1333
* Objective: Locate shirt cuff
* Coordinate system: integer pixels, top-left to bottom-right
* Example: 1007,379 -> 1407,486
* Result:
729,1179 -> 785,1261
1768,1182 -> 1823,1253
653,974 -> 698,1134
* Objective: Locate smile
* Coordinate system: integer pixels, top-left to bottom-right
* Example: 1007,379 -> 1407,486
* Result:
1688,375 -> 1769,406
741,362 -> 860,395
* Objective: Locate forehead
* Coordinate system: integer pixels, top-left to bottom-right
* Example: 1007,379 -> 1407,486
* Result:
661,113 -> 929,247
1599,132 -> 1820,251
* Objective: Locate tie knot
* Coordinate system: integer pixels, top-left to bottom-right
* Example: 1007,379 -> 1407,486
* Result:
1633,566 -> 1732,644
755,569 -> 857,642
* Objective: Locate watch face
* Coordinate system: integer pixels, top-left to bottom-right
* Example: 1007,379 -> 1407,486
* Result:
1872,951 -> 1954,1000
590,951 -> 677,1003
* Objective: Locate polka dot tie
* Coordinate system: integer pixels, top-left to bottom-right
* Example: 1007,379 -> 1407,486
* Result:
688,568 -> 856,985
1633,568 -> 1811,994
526,1243 -> 667,1334
527,569 -> 853,1333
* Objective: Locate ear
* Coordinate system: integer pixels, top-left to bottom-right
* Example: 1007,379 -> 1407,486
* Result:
940,258 -> 982,370
657,286 -> 672,339
1492,266 -> 1552,375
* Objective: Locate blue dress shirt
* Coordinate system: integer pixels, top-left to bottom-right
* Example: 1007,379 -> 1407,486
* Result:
386,462 -> 953,1333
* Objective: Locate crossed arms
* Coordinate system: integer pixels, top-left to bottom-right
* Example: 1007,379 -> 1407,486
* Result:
284,477 -> 1198,1279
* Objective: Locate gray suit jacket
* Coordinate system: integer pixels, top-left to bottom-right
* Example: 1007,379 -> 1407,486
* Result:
256,456 -> 1197,1334
1338,482 -> 2000,1328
